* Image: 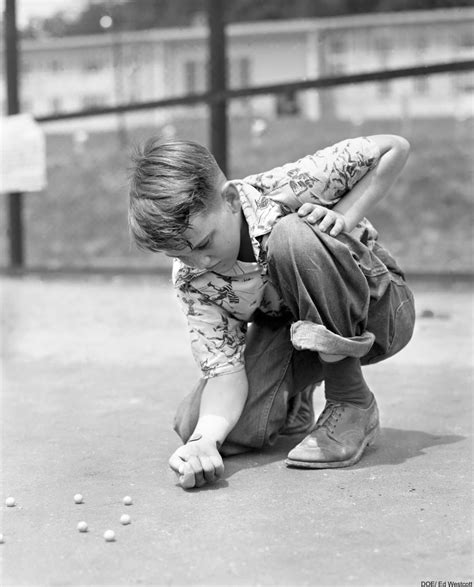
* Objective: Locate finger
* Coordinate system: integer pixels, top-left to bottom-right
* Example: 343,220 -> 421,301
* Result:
178,461 -> 196,489
297,203 -> 315,216
210,455 -> 225,479
169,453 -> 184,474
329,218 -> 345,236
318,214 -> 335,232
306,208 -> 326,224
186,456 -> 206,488
199,456 -> 217,484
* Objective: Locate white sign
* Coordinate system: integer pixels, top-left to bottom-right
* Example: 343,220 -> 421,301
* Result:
0,113 -> 47,193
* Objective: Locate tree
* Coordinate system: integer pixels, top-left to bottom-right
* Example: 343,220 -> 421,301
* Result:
20,0 -> 472,38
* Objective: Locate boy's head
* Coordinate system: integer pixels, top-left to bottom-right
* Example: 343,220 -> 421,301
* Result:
129,137 -> 242,272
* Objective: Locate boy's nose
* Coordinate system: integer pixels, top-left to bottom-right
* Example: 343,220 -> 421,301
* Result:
199,255 -> 214,269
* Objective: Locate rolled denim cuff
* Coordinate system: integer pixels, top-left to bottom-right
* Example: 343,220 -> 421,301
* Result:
290,321 -> 375,358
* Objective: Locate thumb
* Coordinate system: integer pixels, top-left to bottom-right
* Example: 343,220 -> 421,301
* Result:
169,454 -> 185,474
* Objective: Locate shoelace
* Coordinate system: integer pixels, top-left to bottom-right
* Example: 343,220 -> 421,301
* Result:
315,402 -> 346,433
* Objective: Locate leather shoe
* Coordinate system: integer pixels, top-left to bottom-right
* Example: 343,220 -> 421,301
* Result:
285,396 -> 379,468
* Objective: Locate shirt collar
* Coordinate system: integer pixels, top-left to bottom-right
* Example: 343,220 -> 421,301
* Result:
234,180 -> 282,240
173,179 -> 282,285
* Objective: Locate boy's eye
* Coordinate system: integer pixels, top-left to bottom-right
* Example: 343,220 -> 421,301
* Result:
197,239 -> 210,251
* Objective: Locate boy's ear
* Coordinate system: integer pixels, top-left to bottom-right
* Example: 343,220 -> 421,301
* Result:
221,181 -> 241,213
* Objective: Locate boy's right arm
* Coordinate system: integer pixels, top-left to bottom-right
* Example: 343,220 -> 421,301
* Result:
168,368 -> 248,489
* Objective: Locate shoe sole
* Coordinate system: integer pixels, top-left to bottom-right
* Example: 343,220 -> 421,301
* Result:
285,424 -> 380,469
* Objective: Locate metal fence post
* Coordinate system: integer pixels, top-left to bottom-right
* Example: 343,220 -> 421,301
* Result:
208,0 -> 228,176
5,0 -> 24,269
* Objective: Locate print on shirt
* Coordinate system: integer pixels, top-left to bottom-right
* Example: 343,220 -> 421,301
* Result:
174,136 -> 382,378
206,278 -> 240,305
287,168 -> 322,198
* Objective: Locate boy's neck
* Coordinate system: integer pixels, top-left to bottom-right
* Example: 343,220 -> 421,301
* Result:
237,212 -> 256,262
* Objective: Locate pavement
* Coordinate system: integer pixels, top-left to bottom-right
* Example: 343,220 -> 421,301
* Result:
1,273 -> 472,587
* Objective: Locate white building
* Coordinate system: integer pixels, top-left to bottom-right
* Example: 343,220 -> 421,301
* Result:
1,8 -> 473,130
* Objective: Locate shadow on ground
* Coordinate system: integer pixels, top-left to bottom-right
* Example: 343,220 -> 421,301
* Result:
207,427 -> 466,486
186,427 -> 466,493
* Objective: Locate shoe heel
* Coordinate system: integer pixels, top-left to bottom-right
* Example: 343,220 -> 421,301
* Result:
367,425 -> 380,447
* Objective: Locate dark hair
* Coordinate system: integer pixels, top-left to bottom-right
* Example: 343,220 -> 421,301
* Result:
128,137 -> 221,252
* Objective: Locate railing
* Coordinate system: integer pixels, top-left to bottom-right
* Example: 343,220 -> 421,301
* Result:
35,60 -> 474,124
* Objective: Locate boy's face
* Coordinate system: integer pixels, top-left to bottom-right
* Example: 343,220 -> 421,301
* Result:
163,182 -> 243,274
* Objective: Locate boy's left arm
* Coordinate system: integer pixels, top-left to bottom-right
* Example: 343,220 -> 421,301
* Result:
298,134 -> 410,236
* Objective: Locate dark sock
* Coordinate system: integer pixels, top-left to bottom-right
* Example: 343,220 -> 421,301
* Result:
322,356 -> 373,408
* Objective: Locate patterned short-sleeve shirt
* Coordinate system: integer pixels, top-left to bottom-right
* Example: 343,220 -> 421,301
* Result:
173,136 -> 380,378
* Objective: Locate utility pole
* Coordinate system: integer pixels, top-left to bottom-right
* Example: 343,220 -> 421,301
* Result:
4,0 -> 23,268
208,0 -> 227,176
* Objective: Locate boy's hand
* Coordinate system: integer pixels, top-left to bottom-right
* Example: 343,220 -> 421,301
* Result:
298,203 -> 347,237
168,434 -> 224,489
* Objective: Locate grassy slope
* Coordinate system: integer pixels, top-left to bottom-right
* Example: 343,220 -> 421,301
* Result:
1,115 -> 472,273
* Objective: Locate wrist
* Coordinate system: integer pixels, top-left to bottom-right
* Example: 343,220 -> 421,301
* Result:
188,432 -> 222,450
193,414 -> 232,446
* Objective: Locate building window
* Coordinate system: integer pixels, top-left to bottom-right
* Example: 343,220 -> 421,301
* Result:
50,59 -> 63,72
21,59 -> 31,74
50,97 -> 63,113
329,61 -> 345,76
184,60 -> 206,94
375,37 -> 391,53
375,36 -> 391,65
328,35 -> 345,54
82,95 -> 106,110
229,57 -> 251,88
239,57 -> 250,87
378,80 -> 391,97
454,72 -> 474,93
21,98 -> 32,112
458,32 -> 474,49
185,57 -> 250,94
414,75 -> 429,95
276,91 -> 300,116
84,60 -> 102,72
415,36 -> 428,59
185,60 -> 197,93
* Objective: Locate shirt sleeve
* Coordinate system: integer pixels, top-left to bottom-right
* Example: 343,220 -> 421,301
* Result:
244,136 -> 380,211
175,282 -> 247,379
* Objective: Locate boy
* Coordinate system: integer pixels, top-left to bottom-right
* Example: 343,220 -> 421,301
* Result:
128,134 -> 415,490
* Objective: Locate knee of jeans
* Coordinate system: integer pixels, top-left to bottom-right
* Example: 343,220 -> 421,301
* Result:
267,214 -> 321,261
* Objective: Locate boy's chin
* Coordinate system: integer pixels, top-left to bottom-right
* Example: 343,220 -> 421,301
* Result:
211,263 -> 229,274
